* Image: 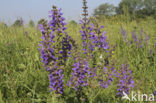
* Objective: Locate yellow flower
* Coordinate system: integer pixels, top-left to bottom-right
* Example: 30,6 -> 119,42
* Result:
112,51 -> 115,58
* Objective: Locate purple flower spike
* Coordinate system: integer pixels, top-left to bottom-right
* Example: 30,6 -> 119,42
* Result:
39,6 -> 73,94
25,31 -> 28,38
68,61 -> 90,90
99,67 -> 116,89
49,67 -> 64,94
117,64 -> 134,96
120,27 -> 128,43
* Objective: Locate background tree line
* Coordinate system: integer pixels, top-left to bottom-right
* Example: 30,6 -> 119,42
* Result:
8,0 -> 156,27
93,0 -> 156,19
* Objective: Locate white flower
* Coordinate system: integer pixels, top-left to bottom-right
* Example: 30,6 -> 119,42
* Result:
99,54 -> 102,59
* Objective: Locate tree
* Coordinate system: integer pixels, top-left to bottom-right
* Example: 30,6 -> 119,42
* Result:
0,22 -> 7,28
12,18 -> 23,27
116,0 -> 143,15
29,20 -> 35,27
141,0 -> 156,15
93,3 -> 115,16
116,0 -> 156,18
69,20 -> 77,25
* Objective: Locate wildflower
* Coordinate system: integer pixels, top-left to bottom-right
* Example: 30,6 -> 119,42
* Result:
99,54 -> 102,59
61,34 -> 72,63
25,31 -> 28,38
8,42 -> 10,46
153,90 -> 156,96
120,27 -> 128,43
39,6 -> 72,94
39,23 -> 56,71
80,18 -> 109,55
48,6 -> 67,32
49,65 -> 64,94
99,67 -> 116,89
97,31 -> 109,50
122,29 -> 151,48
117,64 -> 134,96
48,6 -> 72,65
131,31 -> 138,46
68,60 -> 89,90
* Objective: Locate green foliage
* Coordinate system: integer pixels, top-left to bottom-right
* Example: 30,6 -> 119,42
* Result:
93,3 -> 115,16
116,0 -> 156,18
140,0 -> 156,16
116,0 -> 143,15
0,90 -> 4,103
93,0 -> 156,20
68,20 -> 77,25
29,20 -> 35,27
0,22 -> 7,28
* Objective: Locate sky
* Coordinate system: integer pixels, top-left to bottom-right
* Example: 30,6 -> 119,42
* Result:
0,0 -> 121,25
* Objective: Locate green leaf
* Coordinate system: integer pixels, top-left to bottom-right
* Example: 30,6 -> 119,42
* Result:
35,53 -> 39,61
0,90 -> 4,103
17,64 -> 26,69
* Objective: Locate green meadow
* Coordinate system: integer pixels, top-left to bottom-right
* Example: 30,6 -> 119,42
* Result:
0,16 -> 156,103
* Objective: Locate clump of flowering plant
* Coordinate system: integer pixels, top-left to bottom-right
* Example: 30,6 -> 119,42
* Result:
116,64 -> 134,96
38,1 -> 136,102
98,66 -> 116,89
79,1 -> 109,74
120,26 -> 128,44
121,27 -> 150,48
68,59 -> 89,90
39,6 -> 73,94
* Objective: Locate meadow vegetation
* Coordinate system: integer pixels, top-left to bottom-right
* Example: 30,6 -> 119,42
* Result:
0,0 -> 156,103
